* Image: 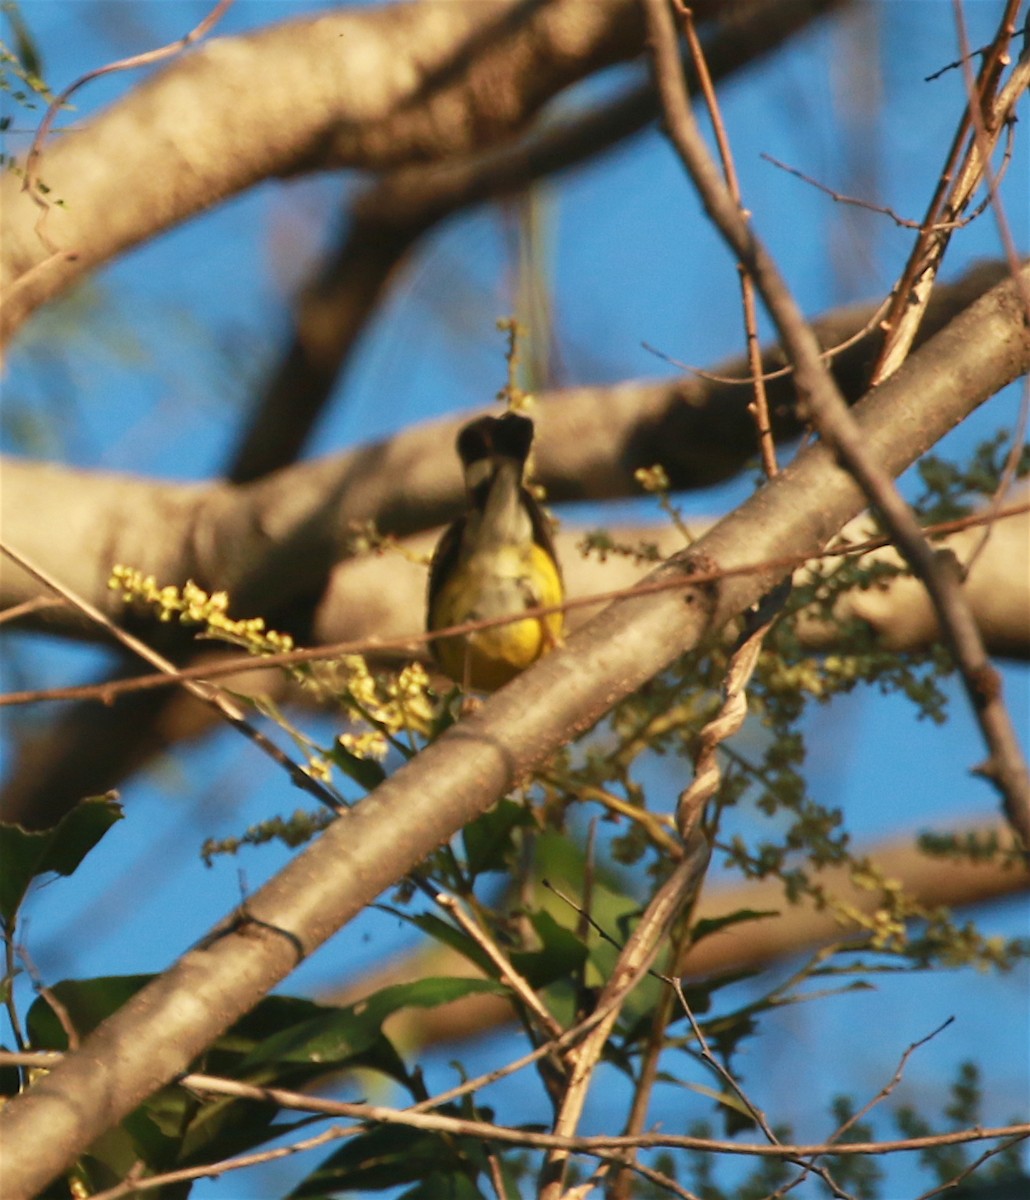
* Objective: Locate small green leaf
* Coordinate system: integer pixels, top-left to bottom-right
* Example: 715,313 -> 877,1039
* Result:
403,910 -> 497,976
327,742 -> 387,790
0,793 -> 123,922
691,907 -> 780,944
682,1079 -> 759,1122
510,910 -> 587,988
26,974 -> 151,1050
289,1120 -> 490,1197
3,3 -> 44,81
462,798 -> 530,877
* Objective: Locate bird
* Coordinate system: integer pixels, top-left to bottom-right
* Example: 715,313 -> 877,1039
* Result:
427,411 -> 564,691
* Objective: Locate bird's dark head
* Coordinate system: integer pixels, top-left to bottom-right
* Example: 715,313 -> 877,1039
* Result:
456,411 -> 534,469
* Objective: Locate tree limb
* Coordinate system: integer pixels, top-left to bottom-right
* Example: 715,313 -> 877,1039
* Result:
0,264 -> 1014,634
227,0 -> 850,482
643,0 -> 1029,841
0,260 -> 1024,1197
1,0 -> 659,343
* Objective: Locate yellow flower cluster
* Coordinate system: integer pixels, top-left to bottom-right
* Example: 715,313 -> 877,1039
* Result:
107,565 -> 294,656
635,463 -> 671,494
108,568 -> 441,774
336,657 -> 437,760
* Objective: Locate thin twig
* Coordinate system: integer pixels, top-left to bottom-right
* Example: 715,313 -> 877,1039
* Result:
436,893 -> 565,1041
871,0 -> 1028,384
21,0 -> 235,248
834,1018 -> 955,1145
0,539 -> 344,813
761,153 -> 971,231
606,917 -> 693,1200
2,1051 -> 1022,1168
768,1017 -> 956,1197
641,293 -> 892,386
677,2 -> 778,478
0,596 -> 69,626
2,927 -> 27,1072
642,0 -> 1030,847
676,585 -> 789,840
14,943 -> 79,1051
3,499 -> 1026,711
950,1 -> 1030,579
539,829 -> 712,1199
913,1132 -> 1030,1200
672,979 -> 777,1142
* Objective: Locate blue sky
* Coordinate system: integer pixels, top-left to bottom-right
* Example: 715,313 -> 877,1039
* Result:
2,2 -> 1028,1197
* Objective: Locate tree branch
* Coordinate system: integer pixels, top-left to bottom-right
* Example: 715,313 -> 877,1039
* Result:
2,268 -> 1026,829
0,271 -> 1023,1195
0,265 -> 1015,633
227,0 -> 850,482
642,0 -> 1030,844
1,0 -> 658,343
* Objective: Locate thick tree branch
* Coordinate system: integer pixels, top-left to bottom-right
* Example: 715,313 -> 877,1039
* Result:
2,267 -> 1026,828
0,271 -> 1024,1196
0,265 -> 1015,634
1,0 -> 660,344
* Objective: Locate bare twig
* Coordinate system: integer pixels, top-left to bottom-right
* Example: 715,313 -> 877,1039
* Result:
761,152 -> 973,230
3,499 -> 1026,712
539,829 -> 712,1199
872,0 -> 1029,383
436,893 -> 565,1042
913,1132 -> 1030,1200
642,0 -> 1030,847
950,1 -> 1030,579
13,944 -> 80,1051
0,596 -> 68,626
0,540 -> 344,814
676,584 -> 788,840
21,0 -> 235,245
2,1051 -> 1023,1176
606,917 -> 693,1200
641,292 -> 892,386
677,2 -> 778,478
769,1017 -> 956,1197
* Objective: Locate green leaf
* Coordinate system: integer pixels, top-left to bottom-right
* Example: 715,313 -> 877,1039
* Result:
682,1079 -> 759,1122
462,798 -> 531,877
4,2 -> 44,81
400,1171 -> 490,1200
0,794 -> 123,923
175,983 -> 506,1166
327,742 -> 387,790
26,975 -> 151,1050
691,907 -> 780,945
289,1120 -> 489,1197
239,976 -> 502,1074
402,911 -> 498,977
510,909 -> 588,988
348,975 -> 505,1028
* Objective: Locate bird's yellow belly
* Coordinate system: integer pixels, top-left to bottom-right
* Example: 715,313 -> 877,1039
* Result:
430,544 -> 563,691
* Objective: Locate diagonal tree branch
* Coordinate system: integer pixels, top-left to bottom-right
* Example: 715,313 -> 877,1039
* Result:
0,264 -> 1014,633
642,0 -> 1029,845
1,265 -> 1026,830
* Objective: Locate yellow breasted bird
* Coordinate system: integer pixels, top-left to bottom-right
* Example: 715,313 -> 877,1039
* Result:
427,412 -> 564,691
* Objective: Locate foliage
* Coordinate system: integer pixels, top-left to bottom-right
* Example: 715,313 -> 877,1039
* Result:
4,459 -> 1027,1194
2,1 -> 1027,1197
